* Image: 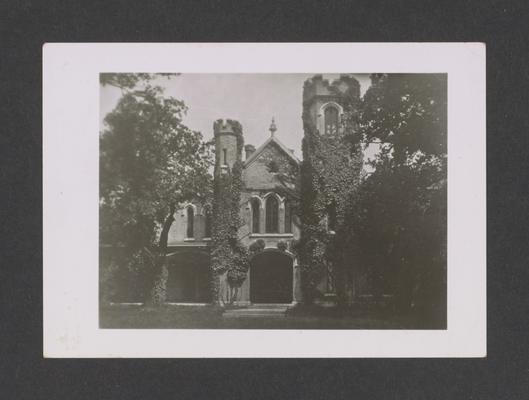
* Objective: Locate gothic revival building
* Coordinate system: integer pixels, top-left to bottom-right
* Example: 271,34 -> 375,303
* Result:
165,118 -> 302,304
163,74 -> 361,305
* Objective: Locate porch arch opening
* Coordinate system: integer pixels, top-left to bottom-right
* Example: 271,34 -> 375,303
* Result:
250,250 -> 293,304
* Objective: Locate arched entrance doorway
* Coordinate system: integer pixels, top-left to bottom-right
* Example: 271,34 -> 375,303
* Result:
166,251 -> 211,303
250,250 -> 293,304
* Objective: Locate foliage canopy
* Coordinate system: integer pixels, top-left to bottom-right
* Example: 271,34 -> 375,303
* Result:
352,74 -> 447,320
99,76 -> 213,304
100,84 -> 213,249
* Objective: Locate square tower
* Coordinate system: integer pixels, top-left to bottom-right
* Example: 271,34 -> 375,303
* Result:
303,74 -> 361,135
213,119 -> 243,172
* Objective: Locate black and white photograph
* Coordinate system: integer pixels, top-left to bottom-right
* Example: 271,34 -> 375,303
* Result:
43,43 -> 485,357
98,72 -> 447,329
5,0 -> 526,395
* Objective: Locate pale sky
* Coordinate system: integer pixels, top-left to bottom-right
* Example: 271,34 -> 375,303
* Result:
100,74 -> 371,159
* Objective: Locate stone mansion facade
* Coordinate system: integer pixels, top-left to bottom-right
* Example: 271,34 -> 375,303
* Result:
162,74 -> 359,305
166,118 -> 302,305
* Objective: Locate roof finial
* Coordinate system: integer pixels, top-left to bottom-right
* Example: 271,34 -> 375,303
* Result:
269,117 -> 277,137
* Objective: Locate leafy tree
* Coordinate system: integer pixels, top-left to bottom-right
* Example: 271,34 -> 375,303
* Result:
100,76 -> 213,305
100,73 -> 177,90
361,73 -> 446,158
351,74 -> 447,325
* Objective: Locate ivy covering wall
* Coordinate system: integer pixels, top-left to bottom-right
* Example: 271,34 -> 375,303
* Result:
298,77 -> 364,305
210,120 -> 250,304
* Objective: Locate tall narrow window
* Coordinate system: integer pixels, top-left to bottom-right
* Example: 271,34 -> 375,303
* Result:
265,196 -> 279,233
204,206 -> 212,238
186,206 -> 194,238
324,106 -> 339,135
222,148 -> 227,165
284,200 -> 292,233
327,201 -> 337,232
251,198 -> 260,234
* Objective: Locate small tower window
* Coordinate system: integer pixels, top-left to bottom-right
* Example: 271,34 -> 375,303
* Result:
204,205 -> 212,238
324,106 -> 339,135
251,198 -> 260,234
222,148 -> 227,166
327,201 -> 337,232
265,196 -> 279,233
186,206 -> 194,238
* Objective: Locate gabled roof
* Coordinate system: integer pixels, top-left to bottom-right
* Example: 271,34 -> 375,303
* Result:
244,135 -> 300,168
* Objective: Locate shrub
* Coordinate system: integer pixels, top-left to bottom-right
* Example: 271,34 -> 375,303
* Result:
249,239 -> 266,254
277,240 -> 288,252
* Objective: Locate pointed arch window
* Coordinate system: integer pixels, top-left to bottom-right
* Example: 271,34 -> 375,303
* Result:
265,196 -> 279,233
324,105 -> 339,135
204,205 -> 212,238
186,206 -> 194,238
251,198 -> 260,234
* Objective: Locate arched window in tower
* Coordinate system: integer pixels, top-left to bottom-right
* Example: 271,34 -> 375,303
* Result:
324,105 -> 339,135
265,196 -> 279,233
186,206 -> 194,238
284,199 -> 292,234
251,198 -> 260,234
204,205 -> 212,238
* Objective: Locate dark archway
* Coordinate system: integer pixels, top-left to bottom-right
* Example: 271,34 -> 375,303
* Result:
250,250 -> 293,304
166,251 -> 211,303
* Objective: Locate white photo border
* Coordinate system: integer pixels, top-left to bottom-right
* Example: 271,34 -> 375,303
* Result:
43,43 -> 486,358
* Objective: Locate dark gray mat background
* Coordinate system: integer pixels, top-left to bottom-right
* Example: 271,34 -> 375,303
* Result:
2,1 -> 528,398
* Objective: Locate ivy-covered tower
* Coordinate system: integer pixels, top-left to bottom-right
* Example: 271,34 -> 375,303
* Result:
210,119 -> 248,304
299,74 -> 363,305
214,119 -> 241,171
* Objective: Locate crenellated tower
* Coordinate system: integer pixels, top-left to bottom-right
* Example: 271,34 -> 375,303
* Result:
213,119 -> 243,173
299,74 -> 363,306
211,119 -> 247,304
303,74 -> 361,136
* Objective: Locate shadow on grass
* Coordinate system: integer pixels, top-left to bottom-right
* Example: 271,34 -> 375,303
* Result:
100,303 -> 444,329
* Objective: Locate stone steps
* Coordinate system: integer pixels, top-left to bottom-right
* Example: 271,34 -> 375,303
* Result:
223,304 -> 289,318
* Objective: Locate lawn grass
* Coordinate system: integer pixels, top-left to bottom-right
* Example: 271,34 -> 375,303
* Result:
100,304 -> 428,329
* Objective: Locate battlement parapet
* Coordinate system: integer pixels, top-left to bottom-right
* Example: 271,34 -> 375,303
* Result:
303,74 -> 361,103
214,119 -> 243,136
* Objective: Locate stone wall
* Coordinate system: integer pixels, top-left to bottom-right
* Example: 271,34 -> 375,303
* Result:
243,141 -> 297,190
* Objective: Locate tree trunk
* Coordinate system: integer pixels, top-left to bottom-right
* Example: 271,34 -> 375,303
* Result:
334,260 -> 347,308
147,203 -> 176,306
